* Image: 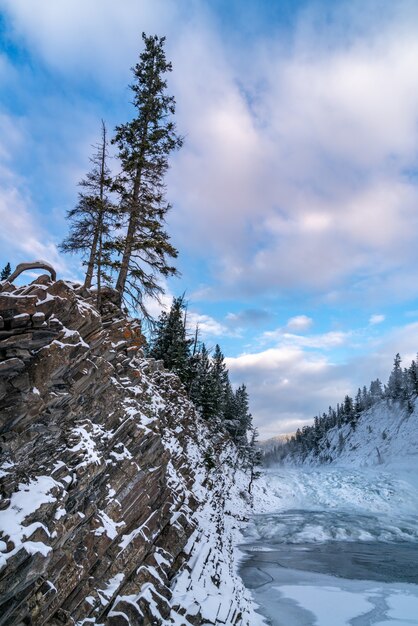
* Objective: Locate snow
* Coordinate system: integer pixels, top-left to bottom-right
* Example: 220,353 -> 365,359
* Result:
54,507 -> 66,520
98,572 -> 125,605
0,475 -> 61,568
69,426 -> 102,466
118,511 -> 159,552
169,444 -> 269,626
94,510 -> 125,540
0,460 -> 14,479
293,398 -> 418,471
60,327 -> 90,348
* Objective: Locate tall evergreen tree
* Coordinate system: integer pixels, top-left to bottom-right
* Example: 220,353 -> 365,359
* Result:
223,381 -> 237,431
189,343 -> 217,420
225,384 -> 252,444
0,262 -> 11,280
111,33 -> 183,314
148,295 -> 191,381
369,378 -> 383,402
210,344 -> 229,418
60,121 -> 115,307
387,353 -> 403,400
408,360 -> 418,396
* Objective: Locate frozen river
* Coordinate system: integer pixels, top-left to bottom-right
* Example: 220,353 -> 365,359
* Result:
239,467 -> 418,625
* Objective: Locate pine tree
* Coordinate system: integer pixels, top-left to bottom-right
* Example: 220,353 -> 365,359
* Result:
60,121 -> 115,307
111,33 -> 183,314
343,395 -> 354,425
0,262 -> 11,280
210,344 -> 229,417
355,388 -> 362,418
189,344 -> 217,420
369,378 -> 383,403
387,353 -> 403,400
408,360 -> 418,397
224,385 -> 252,446
148,295 -> 191,381
223,380 -> 236,421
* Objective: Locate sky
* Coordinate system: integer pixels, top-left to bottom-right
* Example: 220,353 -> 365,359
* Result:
2,0 -> 418,438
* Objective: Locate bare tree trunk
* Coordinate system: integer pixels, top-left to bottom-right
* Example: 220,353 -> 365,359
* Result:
192,324 -> 199,356
97,228 -> 102,309
84,121 -> 107,293
115,122 -> 148,298
84,229 -> 99,290
115,172 -> 140,297
96,121 -> 106,308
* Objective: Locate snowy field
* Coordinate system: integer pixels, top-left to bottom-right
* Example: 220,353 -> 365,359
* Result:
240,467 -> 418,625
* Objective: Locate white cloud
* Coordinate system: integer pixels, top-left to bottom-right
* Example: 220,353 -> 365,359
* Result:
3,1 -> 418,302
261,328 -> 350,350
169,2 -> 418,300
228,318 -> 418,438
369,314 -> 385,325
0,110 -> 73,275
286,315 -> 313,331
0,0 -> 182,83
142,286 -> 230,339
141,289 -> 173,320
0,185 -> 67,274
3,0 -> 418,439
226,344 -> 350,438
187,311 -> 229,339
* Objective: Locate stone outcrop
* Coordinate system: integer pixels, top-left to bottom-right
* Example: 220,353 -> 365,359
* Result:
4,260 -> 57,286
0,273 -> 251,625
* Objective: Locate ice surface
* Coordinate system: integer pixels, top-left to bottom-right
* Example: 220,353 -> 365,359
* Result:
276,584 -> 374,625
240,467 -> 418,625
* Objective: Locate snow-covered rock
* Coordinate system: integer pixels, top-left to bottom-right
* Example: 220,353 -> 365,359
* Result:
0,276 -> 259,625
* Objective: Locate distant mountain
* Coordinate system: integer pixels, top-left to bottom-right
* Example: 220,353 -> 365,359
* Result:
259,433 -> 293,452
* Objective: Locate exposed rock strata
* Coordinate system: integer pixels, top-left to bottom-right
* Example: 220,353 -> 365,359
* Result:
0,276 -> 256,625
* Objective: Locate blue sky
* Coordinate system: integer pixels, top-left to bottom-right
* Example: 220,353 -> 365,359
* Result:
2,0 -> 418,437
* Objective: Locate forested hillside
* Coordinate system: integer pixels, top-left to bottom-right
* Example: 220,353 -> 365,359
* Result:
265,353 -> 418,467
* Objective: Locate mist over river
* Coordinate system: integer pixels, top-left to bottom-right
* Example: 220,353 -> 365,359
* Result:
240,467 -> 418,625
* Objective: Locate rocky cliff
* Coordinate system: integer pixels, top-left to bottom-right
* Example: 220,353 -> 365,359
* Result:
0,271 -> 259,626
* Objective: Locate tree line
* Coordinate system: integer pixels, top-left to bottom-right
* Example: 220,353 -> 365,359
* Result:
265,352 -> 418,464
60,33 -> 182,315
147,295 -> 261,488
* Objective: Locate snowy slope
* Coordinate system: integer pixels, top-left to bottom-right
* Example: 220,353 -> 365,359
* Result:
294,398 -> 418,469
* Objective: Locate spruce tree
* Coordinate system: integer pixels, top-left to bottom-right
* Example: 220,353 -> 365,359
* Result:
148,295 -> 191,381
189,344 -> 217,420
111,33 -> 183,314
387,353 -> 403,400
210,344 -> 229,417
225,384 -> 252,444
0,262 -> 11,280
369,379 -> 383,403
60,121 -> 115,307
223,381 -> 238,436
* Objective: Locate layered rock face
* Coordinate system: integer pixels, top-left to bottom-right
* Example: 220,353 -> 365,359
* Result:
0,275 -> 251,626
